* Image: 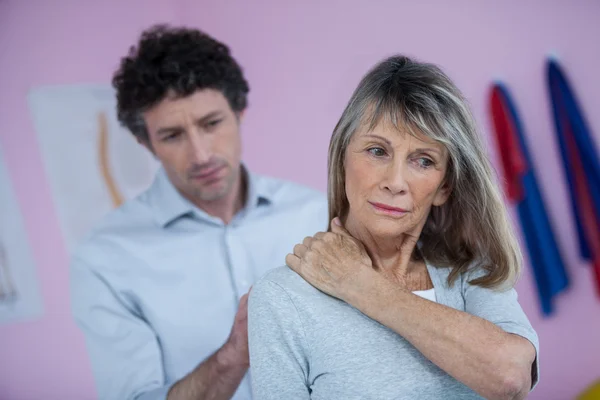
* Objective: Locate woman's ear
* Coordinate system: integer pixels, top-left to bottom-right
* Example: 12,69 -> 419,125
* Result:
432,183 -> 452,207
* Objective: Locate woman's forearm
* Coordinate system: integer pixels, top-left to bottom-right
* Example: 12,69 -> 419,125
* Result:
350,275 -> 535,400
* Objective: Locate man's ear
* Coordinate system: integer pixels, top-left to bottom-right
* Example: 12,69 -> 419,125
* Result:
236,109 -> 246,123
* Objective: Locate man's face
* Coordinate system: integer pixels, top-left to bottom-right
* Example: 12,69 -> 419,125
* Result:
142,89 -> 243,204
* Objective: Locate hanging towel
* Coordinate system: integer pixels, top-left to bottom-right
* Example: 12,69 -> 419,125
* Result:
547,58 -> 600,296
489,83 -> 569,316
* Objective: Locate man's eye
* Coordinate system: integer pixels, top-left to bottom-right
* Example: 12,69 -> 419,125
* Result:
206,119 -> 222,129
163,132 -> 181,141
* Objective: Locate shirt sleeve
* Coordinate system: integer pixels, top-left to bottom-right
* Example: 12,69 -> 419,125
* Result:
248,278 -> 311,400
70,253 -> 173,400
463,270 -> 540,389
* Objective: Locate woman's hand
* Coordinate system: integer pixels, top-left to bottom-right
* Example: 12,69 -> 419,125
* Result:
285,217 -> 377,303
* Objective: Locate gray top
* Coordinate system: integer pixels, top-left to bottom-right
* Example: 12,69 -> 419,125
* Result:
248,263 -> 539,400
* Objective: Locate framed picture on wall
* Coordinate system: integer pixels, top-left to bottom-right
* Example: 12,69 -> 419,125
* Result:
28,84 -> 160,253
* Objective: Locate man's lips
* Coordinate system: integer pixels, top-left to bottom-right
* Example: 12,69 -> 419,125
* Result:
190,165 -> 225,180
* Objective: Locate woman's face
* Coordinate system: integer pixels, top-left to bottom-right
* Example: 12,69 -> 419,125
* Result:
344,121 -> 450,239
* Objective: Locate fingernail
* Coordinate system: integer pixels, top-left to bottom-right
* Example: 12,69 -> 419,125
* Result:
333,217 -> 341,226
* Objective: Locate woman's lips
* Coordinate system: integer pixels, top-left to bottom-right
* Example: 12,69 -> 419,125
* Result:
369,201 -> 408,215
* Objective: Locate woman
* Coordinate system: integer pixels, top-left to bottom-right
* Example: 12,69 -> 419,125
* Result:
248,55 -> 539,400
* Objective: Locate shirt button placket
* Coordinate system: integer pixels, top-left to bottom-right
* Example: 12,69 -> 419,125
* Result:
224,225 -> 252,300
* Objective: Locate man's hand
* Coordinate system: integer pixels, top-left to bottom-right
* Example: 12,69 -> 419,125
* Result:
217,290 -> 251,370
167,289 -> 252,400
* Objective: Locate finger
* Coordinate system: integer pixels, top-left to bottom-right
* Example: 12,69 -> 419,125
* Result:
236,294 -> 250,320
314,231 -> 326,240
285,253 -> 301,271
293,243 -> 308,258
240,291 -> 250,304
302,236 -> 313,247
238,293 -> 250,311
330,217 -> 352,237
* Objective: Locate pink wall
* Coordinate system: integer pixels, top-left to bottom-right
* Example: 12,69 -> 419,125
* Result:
1,1 -> 599,399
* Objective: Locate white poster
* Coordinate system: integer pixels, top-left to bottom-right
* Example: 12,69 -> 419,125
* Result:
0,147 -> 43,324
28,84 -> 159,253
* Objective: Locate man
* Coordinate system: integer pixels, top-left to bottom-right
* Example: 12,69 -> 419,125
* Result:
70,24 -> 328,400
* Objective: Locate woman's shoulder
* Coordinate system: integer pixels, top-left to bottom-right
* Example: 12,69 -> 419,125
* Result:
254,265 -> 308,293
251,265 -> 325,304
428,261 -> 512,292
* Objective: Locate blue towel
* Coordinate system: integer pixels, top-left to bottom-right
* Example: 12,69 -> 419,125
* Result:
547,59 -> 600,294
491,83 -> 569,315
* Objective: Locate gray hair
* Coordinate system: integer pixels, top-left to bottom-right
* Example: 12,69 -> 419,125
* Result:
327,55 -> 521,288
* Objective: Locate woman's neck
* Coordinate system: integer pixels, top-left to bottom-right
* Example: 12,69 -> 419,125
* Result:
344,214 -> 431,289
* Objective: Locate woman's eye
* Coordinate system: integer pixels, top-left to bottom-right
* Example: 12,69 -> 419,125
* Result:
368,147 -> 386,157
417,157 -> 434,168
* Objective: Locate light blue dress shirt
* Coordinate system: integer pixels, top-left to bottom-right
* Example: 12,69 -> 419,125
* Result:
70,167 -> 328,400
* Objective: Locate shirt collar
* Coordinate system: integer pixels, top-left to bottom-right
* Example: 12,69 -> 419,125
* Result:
243,166 -> 273,208
149,164 -> 273,227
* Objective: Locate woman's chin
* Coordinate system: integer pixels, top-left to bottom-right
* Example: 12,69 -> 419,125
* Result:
362,221 -> 414,240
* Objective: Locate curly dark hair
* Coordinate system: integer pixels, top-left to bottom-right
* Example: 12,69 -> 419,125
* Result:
112,24 -> 250,142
